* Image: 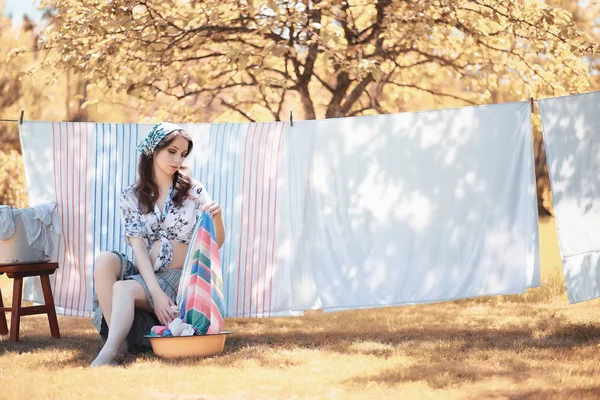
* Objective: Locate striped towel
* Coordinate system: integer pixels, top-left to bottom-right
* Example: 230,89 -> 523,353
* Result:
176,211 -> 224,335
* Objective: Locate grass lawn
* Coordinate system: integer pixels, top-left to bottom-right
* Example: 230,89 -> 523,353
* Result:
1,217 -> 599,399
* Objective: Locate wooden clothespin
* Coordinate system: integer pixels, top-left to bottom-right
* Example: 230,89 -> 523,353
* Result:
530,97 -> 535,113
290,110 -> 293,127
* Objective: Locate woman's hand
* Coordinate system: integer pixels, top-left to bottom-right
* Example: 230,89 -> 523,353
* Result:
202,201 -> 225,248
202,201 -> 222,218
152,289 -> 176,326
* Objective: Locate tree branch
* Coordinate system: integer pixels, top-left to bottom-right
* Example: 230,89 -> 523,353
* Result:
387,82 -> 476,105
470,0 -> 578,47
219,98 -> 255,122
477,39 -> 558,91
326,71 -> 351,118
312,71 -> 335,93
299,9 -> 322,85
356,0 -> 392,44
339,74 -> 373,116
275,88 -> 287,121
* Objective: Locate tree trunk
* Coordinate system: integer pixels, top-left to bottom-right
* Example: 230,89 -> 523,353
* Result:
298,86 -> 316,120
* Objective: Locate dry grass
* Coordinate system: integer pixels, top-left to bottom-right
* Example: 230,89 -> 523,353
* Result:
1,218 -> 599,400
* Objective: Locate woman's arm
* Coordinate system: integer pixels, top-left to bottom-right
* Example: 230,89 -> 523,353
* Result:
129,237 -> 175,325
203,202 -> 225,248
213,212 -> 225,249
193,180 -> 225,248
120,189 -> 175,325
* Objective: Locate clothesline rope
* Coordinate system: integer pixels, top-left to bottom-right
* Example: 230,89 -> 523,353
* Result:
0,110 -> 24,124
0,97 -> 547,126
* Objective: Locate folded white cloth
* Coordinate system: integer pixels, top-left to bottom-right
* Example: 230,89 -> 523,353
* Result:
168,317 -> 195,336
0,206 -> 17,240
18,203 -> 61,258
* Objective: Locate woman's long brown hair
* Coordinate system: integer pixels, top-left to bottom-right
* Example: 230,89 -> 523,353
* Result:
134,129 -> 194,214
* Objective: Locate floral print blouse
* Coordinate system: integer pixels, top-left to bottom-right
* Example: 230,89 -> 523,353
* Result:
119,179 -> 212,271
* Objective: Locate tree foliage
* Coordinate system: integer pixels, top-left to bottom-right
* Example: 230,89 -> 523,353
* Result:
0,7 -> 137,208
38,0 -> 596,122
0,150 -> 28,207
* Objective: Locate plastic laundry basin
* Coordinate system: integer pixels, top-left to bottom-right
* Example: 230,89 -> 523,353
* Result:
146,331 -> 233,359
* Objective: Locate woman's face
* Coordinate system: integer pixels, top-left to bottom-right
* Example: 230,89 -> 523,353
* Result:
153,136 -> 190,178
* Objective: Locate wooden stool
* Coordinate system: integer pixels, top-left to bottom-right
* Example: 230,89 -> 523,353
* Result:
0,262 -> 61,342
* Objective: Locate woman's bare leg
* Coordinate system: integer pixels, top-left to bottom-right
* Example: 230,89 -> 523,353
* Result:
94,252 -> 121,327
91,280 -> 152,367
93,252 -> 129,357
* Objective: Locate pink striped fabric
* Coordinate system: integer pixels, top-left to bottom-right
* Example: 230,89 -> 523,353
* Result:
51,122 -> 91,317
19,121 -> 295,318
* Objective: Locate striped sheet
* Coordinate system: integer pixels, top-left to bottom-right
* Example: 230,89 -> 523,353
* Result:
19,121 -> 296,318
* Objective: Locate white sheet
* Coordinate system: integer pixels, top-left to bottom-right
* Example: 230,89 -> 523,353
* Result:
538,91 -> 600,303
287,101 -> 540,312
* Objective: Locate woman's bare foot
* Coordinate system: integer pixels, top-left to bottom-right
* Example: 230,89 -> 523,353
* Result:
91,340 -> 128,367
90,347 -> 119,367
117,341 -> 128,358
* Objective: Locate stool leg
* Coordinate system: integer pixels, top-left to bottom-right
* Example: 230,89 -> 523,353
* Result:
40,274 -> 60,339
0,286 -> 8,335
9,276 -> 23,342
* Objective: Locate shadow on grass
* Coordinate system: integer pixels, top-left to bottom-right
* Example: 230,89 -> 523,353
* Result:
348,357 -> 533,388
0,332 -> 99,367
3,309 -> 600,375
219,319 -> 600,355
337,321 -> 600,389
0,330 -> 160,369
470,387 -> 600,400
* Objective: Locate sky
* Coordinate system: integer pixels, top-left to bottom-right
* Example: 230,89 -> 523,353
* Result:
2,0 -> 44,24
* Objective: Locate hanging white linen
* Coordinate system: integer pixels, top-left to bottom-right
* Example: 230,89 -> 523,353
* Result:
538,91 -> 600,303
287,102 -> 539,312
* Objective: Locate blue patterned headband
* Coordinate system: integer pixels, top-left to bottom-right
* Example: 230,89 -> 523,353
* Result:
136,122 -> 185,156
